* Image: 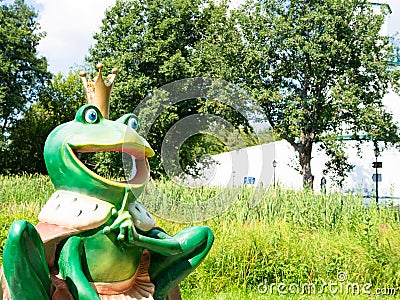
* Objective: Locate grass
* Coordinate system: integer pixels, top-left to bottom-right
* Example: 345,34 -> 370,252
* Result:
1,175 -> 400,299
0,174 -> 54,256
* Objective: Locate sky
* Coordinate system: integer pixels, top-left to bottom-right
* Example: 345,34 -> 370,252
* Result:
27,0 -> 116,74
20,0 -> 400,75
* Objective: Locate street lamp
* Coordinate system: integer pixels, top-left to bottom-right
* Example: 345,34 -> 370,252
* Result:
272,160 -> 277,189
374,142 -> 379,205
320,176 -> 326,194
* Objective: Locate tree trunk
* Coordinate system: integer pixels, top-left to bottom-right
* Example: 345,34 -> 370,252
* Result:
298,139 -> 313,189
1,115 -> 9,136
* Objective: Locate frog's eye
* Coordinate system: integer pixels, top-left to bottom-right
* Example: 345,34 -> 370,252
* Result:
84,108 -> 98,124
128,116 -> 140,130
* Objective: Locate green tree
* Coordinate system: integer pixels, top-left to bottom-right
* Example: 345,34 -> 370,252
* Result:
235,0 -> 400,187
0,0 -> 49,136
4,72 -> 85,174
87,0 -> 255,178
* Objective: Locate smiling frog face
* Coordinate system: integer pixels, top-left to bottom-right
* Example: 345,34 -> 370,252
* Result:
43,104 -> 155,206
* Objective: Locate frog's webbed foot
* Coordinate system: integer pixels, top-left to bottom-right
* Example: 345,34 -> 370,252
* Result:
149,226 -> 214,300
2,220 -> 51,300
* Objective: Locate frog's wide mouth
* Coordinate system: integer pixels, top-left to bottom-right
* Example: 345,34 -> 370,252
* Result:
67,143 -> 153,187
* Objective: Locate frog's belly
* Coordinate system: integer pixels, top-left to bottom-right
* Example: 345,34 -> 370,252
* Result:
81,232 -> 143,282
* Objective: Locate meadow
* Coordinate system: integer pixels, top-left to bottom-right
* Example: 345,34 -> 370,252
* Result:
1,174 -> 400,299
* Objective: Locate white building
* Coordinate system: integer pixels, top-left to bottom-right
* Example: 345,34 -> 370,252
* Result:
194,139 -> 400,198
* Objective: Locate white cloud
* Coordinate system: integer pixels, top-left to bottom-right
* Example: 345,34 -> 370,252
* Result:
34,0 -> 116,74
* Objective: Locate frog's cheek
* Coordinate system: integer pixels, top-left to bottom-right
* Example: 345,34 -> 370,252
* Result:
128,201 -> 156,232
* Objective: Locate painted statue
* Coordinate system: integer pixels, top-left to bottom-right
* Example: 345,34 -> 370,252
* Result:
0,64 -> 214,300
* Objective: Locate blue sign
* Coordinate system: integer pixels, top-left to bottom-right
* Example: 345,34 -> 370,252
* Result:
244,177 -> 256,184
372,174 -> 382,182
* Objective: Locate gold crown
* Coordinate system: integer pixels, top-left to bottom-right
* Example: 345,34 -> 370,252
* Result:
79,63 -> 118,119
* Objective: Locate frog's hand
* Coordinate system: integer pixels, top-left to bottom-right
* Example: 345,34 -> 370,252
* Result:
3,220 -> 51,300
58,236 -> 100,300
103,211 -> 183,256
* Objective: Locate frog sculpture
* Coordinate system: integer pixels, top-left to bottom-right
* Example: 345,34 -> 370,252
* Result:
0,64 -> 214,300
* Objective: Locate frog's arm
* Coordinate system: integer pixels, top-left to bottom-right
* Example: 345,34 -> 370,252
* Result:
135,232 -> 183,256
58,236 -> 100,300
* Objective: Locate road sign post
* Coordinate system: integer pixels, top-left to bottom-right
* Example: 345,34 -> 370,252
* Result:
372,162 -> 382,168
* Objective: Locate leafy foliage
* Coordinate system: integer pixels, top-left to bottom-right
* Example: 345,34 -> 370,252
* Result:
87,0 -> 255,178
3,0 -> 398,187
0,0 -> 49,135
2,72 -> 85,174
235,0 -> 400,186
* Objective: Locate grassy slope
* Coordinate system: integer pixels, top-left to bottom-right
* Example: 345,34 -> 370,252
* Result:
1,175 -> 400,299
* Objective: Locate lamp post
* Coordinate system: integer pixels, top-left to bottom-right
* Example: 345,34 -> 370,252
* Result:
320,176 -> 326,194
272,160 -> 277,189
374,142 -> 379,205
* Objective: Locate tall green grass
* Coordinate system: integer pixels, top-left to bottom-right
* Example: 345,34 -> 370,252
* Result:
1,175 -> 400,299
0,174 -> 54,259
153,183 -> 400,298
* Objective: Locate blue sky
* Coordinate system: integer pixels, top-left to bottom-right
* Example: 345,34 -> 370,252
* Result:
25,0 -> 116,75
23,0 -> 400,75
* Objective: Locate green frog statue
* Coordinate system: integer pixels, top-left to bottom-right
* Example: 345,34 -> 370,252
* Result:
0,64 -> 214,300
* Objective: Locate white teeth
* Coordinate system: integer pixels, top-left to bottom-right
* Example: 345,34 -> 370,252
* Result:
130,156 -> 137,180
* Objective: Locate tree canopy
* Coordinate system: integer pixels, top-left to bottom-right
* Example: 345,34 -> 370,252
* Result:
0,0 -> 49,136
234,0 -> 400,186
2,72 -> 85,174
87,0 -> 256,178
1,0 -> 399,188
